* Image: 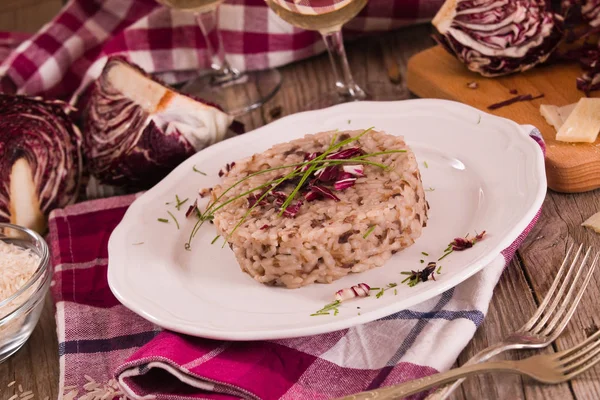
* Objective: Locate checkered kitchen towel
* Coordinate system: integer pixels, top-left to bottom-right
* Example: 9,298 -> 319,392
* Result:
0,0 -> 443,102
47,129 -> 545,400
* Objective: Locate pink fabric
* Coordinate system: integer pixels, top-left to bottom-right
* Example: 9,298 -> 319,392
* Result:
47,125 -> 544,399
0,0 -> 443,101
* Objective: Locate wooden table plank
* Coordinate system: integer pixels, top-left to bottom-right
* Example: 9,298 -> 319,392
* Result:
2,5 -> 599,399
519,192 -> 600,400
0,0 -> 62,33
449,258 -> 574,400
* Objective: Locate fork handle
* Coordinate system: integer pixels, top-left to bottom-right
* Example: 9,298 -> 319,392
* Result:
335,361 -> 517,400
423,342 -> 510,400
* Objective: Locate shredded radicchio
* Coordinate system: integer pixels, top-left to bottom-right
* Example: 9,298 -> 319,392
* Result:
185,201 -> 198,218
335,283 -> 371,302
326,147 -> 364,160
487,94 -> 544,110
282,200 -> 304,218
450,231 -> 486,251
243,146 -> 370,216
403,262 -> 438,286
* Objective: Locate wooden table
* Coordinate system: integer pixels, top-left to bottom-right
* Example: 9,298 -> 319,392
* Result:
3,5 -> 600,400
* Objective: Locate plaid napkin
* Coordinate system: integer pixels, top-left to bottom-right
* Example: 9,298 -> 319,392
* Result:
0,0 -> 443,101
47,128 -> 545,400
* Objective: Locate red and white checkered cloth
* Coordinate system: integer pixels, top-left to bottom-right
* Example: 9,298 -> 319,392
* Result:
0,0 -> 443,102
46,129 -> 546,400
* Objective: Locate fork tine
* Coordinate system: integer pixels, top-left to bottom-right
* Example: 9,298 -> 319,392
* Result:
565,354 -> 600,380
556,327 -> 600,361
540,251 -> 599,337
522,243 -> 577,332
529,244 -> 585,334
559,338 -> 600,374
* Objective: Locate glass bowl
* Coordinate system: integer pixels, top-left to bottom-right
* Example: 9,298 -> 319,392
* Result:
0,223 -> 51,363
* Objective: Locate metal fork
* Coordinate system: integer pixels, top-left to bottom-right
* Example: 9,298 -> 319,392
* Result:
422,243 -> 599,400
338,325 -> 600,399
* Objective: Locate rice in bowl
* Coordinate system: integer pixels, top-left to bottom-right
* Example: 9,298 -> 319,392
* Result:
210,129 -> 428,288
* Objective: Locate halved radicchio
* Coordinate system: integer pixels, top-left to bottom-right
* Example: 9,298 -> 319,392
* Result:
432,0 -> 564,77
83,56 -> 235,188
0,94 -> 83,233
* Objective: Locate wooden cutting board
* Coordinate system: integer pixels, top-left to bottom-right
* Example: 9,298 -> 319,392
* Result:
406,45 -> 600,194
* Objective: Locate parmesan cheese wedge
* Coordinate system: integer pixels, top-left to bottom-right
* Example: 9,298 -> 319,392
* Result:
555,98 -> 600,143
582,211 -> 600,233
540,103 -> 577,132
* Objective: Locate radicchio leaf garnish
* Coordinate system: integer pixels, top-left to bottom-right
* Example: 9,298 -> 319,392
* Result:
334,176 -> 357,191
315,165 -> 339,182
310,185 -> 341,202
335,283 -> 371,302
450,231 -> 486,251
282,200 -> 304,218
402,262 -> 438,287
342,165 -> 365,177
326,147 -> 364,160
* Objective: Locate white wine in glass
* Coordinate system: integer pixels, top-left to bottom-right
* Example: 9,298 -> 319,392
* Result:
266,0 -> 368,107
155,0 -> 282,116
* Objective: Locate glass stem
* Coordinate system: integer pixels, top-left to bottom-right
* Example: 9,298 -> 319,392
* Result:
195,8 -> 238,79
320,29 -> 366,100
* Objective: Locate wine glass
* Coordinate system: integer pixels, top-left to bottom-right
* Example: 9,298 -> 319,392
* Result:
266,0 -> 368,109
156,0 -> 282,116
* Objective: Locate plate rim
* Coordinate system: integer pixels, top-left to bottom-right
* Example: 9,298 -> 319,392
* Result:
107,98 -> 547,340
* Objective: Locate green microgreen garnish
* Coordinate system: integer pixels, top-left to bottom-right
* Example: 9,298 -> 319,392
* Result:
193,165 -> 207,175
175,195 -> 189,211
437,265 -> 442,274
394,288 -> 398,295
421,252 -> 429,256
183,128 -> 410,250
420,259 -> 424,263
363,225 -> 376,239
167,211 -> 179,230
438,250 -> 453,261
211,235 -> 221,245
157,218 -> 169,223
375,283 -> 398,299
423,161 -> 429,168
132,242 -> 144,245
348,119 -> 351,124
311,300 -> 341,316
425,187 -> 435,192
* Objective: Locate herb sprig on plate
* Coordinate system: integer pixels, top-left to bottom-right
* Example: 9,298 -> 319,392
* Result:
184,128 -> 408,250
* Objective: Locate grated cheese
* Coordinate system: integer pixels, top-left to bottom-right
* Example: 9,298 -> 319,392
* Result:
0,240 -> 40,303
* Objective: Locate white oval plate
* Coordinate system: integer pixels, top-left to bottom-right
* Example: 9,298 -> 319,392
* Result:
107,99 -> 546,341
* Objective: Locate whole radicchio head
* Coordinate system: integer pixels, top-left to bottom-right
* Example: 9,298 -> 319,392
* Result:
432,0 -> 564,77
83,56 -> 236,189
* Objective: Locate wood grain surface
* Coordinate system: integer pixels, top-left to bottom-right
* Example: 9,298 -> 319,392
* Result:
406,45 -> 600,194
3,4 -> 600,400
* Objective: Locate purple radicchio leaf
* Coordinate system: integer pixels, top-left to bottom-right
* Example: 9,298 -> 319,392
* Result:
0,94 -> 83,233
334,177 -> 357,191
82,56 -> 235,189
314,165 -> 339,182
342,164 -> 365,177
326,147 -> 363,160
282,200 -> 304,218
431,0 -> 563,77
310,185 -> 341,202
